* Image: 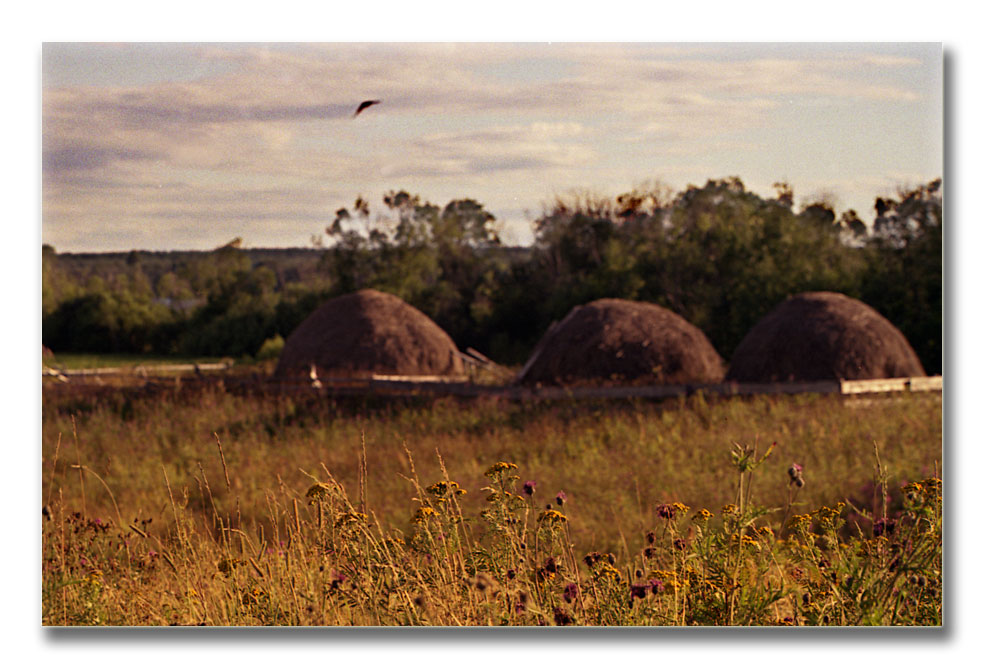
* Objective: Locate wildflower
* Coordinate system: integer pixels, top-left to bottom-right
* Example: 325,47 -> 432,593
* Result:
814,503 -> 844,528
648,578 -> 664,594
522,480 -> 537,496
594,562 -> 621,582
692,508 -> 713,524
673,502 -> 690,516
305,482 -> 333,501
563,582 -> 579,603
412,506 -> 438,524
722,504 -> 738,516
902,481 -> 925,504
484,462 -> 518,478
583,551 -> 601,567
555,491 -> 567,506
673,537 -> 687,552
538,509 -> 568,525
789,514 -> 811,532
873,517 -> 896,538
646,531 -> 656,544
426,481 -> 451,497
656,503 -> 675,519
334,511 -> 368,528
630,583 -> 649,600
553,607 -> 574,626
788,463 -> 803,481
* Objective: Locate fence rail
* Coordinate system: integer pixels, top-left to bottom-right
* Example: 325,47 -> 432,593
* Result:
43,363 -> 942,402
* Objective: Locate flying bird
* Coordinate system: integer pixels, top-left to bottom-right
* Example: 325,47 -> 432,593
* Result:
353,99 -> 381,118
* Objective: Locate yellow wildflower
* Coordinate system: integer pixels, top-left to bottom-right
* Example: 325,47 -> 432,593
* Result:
593,562 -> 622,582
538,509 -> 568,524
484,462 -> 518,477
722,504 -> 738,516
412,506 -> 438,524
334,511 -> 368,528
692,508 -> 714,523
306,482 -> 334,501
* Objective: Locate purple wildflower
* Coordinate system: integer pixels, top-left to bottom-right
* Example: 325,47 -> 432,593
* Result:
648,578 -> 664,594
555,491 -> 567,506
873,517 -> 896,538
656,503 -> 675,519
630,583 -> 649,600
553,607 -> 574,626
522,480 -> 537,496
563,582 -> 579,603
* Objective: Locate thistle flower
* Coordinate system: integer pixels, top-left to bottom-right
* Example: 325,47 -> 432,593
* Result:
555,491 -> 567,506
552,607 -> 574,625
522,480 -> 537,496
563,582 -> 579,603
656,503 -> 675,519
630,583 -> 649,600
873,517 -> 897,537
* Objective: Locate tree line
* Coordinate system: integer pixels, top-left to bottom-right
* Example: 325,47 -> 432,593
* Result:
42,177 -> 942,374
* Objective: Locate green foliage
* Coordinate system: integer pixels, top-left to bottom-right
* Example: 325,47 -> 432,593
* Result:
41,177 -> 942,373
859,179 -> 943,373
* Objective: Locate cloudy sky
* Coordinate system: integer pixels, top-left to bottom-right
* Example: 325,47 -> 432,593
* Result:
41,41 -> 942,252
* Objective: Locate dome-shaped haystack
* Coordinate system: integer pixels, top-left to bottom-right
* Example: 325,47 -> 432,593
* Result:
725,291 -> 926,383
274,289 -> 465,379
515,298 -> 725,387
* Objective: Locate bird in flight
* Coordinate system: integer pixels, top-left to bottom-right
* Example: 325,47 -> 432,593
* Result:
353,99 -> 381,118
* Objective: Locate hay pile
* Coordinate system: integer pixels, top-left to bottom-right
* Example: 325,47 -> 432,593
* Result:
725,291 -> 926,383
274,289 -> 465,379
515,298 -> 725,387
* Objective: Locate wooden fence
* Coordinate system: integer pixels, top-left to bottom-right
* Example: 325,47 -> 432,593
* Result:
43,362 -> 941,402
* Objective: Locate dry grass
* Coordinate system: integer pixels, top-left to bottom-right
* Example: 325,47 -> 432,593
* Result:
41,386 -> 942,626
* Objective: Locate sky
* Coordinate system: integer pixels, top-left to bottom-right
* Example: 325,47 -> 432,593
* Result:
41,41 -> 943,252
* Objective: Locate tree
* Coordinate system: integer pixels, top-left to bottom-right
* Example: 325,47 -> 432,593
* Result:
860,179 -> 942,373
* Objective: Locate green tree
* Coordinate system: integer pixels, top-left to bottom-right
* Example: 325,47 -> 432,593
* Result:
859,179 -> 942,373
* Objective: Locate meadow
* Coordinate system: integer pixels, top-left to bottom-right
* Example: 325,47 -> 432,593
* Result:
41,383 -> 942,626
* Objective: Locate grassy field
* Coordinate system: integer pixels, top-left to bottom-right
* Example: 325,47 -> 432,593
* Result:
45,353 -> 233,370
41,384 -> 942,625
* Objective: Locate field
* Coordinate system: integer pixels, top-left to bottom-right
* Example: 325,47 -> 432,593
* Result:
41,381 -> 942,626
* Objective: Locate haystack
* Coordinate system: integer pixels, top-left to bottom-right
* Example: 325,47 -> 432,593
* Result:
725,291 -> 926,383
515,298 -> 725,387
274,289 -> 465,379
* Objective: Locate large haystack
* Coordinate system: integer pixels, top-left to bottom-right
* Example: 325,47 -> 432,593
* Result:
725,291 -> 926,383
515,298 -> 725,387
274,289 -> 465,379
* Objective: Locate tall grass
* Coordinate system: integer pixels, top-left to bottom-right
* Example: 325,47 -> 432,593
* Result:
41,386 -> 942,625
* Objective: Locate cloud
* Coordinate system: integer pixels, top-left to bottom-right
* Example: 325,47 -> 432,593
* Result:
43,144 -> 163,175
41,43 -> 940,251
